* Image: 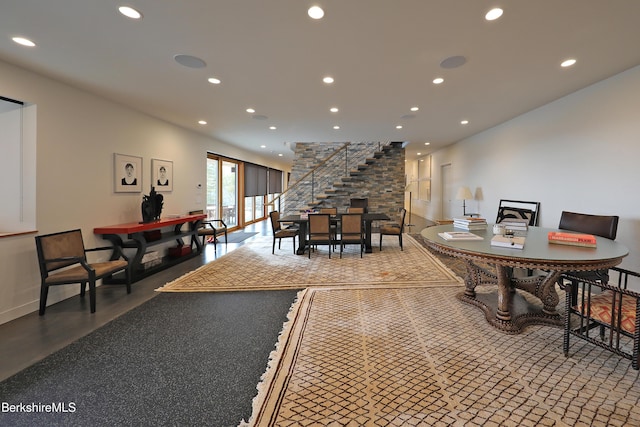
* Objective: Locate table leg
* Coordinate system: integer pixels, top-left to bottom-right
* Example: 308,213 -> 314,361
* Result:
496,265 -> 512,321
364,220 -> 373,253
457,261 -> 563,333
296,222 -> 308,255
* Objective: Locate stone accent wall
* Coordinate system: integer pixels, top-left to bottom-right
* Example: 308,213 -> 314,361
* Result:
284,141 -> 405,220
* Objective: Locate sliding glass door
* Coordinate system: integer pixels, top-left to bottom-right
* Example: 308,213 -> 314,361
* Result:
207,155 -> 238,229
207,154 -> 282,228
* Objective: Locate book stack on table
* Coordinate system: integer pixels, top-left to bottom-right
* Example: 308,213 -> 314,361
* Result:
500,218 -> 529,232
548,231 -> 597,248
453,217 -> 488,230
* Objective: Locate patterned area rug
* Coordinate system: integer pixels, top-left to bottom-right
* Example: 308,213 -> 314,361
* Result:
156,234 -> 462,292
243,287 -> 640,427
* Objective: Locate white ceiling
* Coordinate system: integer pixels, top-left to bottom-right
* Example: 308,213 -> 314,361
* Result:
2,1 -> 640,163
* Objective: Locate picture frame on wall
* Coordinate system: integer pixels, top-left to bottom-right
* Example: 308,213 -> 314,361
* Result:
114,153 -> 142,193
151,158 -> 173,192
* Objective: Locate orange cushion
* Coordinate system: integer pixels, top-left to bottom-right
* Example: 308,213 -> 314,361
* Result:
575,290 -> 637,334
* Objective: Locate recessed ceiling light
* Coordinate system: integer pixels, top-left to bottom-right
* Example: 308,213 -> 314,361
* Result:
198,120 -> 207,125
246,108 -> 256,113
118,6 -> 143,19
12,37 -> 35,47
424,142 -> 430,146
561,58 -> 577,68
333,125 -> 340,130
396,125 -> 403,129
433,77 -> 444,84
208,77 -> 221,84
330,107 -> 339,113
461,120 -> 469,125
417,153 -> 422,156
411,107 -> 419,112
260,145 -> 267,148
308,6 -> 325,19
174,54 -> 207,69
278,153 -> 284,157
485,8 -> 503,21
323,76 -> 334,84
269,126 -> 277,130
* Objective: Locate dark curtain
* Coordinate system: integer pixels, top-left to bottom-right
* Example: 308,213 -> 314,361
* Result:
245,163 -> 267,197
269,169 -> 283,194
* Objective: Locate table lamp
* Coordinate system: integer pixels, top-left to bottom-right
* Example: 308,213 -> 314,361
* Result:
456,186 -> 473,216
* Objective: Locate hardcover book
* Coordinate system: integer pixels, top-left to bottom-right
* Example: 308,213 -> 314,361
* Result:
548,231 -> 597,248
491,235 -> 525,249
439,231 -> 484,241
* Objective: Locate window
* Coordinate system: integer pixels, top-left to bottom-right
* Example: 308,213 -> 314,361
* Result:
0,96 -> 36,234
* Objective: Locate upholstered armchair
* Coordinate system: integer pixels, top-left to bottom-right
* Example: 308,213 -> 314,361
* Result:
35,229 -> 130,314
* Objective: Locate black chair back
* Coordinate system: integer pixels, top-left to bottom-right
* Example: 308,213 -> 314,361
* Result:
558,211 -> 618,240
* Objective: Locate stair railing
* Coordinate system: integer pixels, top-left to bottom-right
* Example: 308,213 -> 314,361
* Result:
267,141 -> 389,215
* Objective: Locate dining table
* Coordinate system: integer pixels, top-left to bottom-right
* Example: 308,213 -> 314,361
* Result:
279,212 -> 390,255
421,224 -> 629,333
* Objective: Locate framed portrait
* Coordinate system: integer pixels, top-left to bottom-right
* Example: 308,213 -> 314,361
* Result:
151,158 -> 173,192
114,153 -> 142,193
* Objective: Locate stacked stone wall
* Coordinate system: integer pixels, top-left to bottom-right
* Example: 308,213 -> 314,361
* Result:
284,141 -> 405,220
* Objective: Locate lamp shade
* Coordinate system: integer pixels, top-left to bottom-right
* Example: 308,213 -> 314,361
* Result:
456,186 -> 473,200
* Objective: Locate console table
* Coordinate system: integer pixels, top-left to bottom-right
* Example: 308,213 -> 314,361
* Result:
94,213 -> 206,283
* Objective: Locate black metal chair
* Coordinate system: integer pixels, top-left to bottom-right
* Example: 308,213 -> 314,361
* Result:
379,208 -> 407,251
35,229 -> 130,314
558,211 -> 619,305
269,211 -> 298,254
562,267 -> 640,370
495,199 -> 540,226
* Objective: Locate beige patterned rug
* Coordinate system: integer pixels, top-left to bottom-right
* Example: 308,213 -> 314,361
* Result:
156,234 -> 462,292
242,287 -> 640,427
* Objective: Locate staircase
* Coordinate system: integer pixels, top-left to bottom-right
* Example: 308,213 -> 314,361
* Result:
271,141 -> 405,220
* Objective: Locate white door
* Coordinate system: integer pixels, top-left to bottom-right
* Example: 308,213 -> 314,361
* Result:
441,163 -> 453,219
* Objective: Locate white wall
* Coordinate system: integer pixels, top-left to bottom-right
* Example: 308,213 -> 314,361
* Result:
0,59 -> 290,324
409,64 -> 640,272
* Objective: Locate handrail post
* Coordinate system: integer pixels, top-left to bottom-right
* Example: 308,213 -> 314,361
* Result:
345,146 -> 348,175
311,170 -> 315,204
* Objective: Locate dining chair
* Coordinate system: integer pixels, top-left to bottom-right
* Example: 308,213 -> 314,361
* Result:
379,208 -> 407,251
339,213 -> 364,258
350,198 -> 368,213
269,211 -> 298,254
562,267 -> 640,370
189,209 -> 228,253
307,213 -> 333,258
319,207 -> 338,247
347,207 -> 365,213
558,210 -> 620,304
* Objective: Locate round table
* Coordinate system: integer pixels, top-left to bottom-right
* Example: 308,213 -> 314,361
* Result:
421,225 -> 628,333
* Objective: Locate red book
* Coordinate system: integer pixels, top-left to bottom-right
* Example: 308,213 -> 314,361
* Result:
548,231 -> 597,248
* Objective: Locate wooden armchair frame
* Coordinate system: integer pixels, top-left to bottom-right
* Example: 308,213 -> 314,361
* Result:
35,229 -> 130,314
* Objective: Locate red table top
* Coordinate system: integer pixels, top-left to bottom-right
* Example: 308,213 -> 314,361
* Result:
93,214 -> 207,235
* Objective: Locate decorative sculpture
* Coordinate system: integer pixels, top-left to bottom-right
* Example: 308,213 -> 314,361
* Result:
141,186 -> 163,223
